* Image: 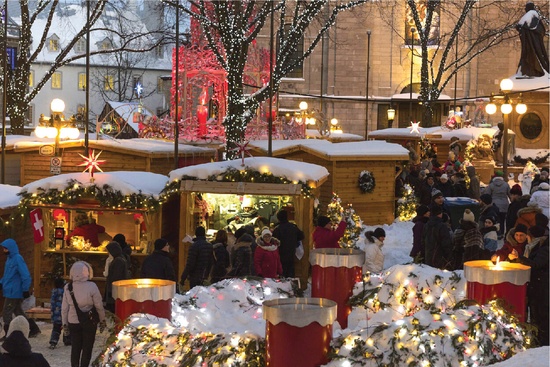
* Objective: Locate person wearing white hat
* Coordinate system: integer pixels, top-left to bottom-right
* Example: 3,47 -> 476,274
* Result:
254,228 -> 282,278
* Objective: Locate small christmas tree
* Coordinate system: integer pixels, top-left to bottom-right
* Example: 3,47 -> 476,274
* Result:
396,184 -> 417,221
326,192 -> 363,248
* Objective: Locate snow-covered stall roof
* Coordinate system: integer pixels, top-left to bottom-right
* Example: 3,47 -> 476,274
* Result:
369,126 -> 513,141
249,139 -> 409,160
0,184 -> 22,209
169,157 -> 329,187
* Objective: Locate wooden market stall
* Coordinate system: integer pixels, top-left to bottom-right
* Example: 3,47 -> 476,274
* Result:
14,138 -> 218,185
168,157 -> 329,289
248,140 -> 410,225
17,171 -> 178,302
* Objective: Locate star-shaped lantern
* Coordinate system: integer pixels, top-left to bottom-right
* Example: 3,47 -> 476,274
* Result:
78,149 -> 106,180
134,82 -> 143,98
230,140 -> 252,166
409,121 -> 421,134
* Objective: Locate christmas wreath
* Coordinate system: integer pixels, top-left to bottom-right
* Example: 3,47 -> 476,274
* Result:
358,170 -> 376,193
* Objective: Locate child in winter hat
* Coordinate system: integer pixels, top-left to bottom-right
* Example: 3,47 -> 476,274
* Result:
462,209 -> 476,222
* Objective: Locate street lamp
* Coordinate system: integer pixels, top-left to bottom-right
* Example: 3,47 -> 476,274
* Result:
387,107 -> 395,128
409,27 -> 415,122
35,98 -> 80,156
330,117 -> 342,134
365,29 -> 371,138
485,78 -> 526,178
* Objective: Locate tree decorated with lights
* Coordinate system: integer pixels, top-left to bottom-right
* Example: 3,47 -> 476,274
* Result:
3,1 -> 169,133
396,183 -> 417,221
375,1 -> 525,125
325,192 -> 363,248
163,0 -> 371,157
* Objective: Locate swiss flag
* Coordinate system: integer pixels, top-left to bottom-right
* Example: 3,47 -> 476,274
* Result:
30,208 -> 45,244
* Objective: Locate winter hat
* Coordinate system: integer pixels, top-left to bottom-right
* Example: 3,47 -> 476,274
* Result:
416,205 -> 430,217
495,170 -> 504,177
276,210 -> 288,222
154,238 -> 169,251
484,216 -> 497,225
426,173 -> 434,179
113,233 -> 128,248
70,261 -> 93,281
539,182 -> 550,190
7,315 -> 30,339
514,224 -> 528,235
373,228 -> 386,239
106,241 -> 122,257
431,188 -> 443,198
261,228 -> 272,238
535,213 -> 549,228
431,205 -> 443,216
480,194 -> 492,204
528,225 -> 546,238
317,215 -> 331,227
462,209 -> 475,222
510,184 -> 522,196
440,173 -> 449,181
195,226 -> 206,237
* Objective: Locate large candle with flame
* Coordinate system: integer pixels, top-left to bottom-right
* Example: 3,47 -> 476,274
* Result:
464,260 -> 530,321
197,88 -> 209,135
112,279 -> 175,323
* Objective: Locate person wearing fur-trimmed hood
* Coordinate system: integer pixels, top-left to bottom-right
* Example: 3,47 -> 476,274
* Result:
363,228 -> 386,274
254,228 -> 282,278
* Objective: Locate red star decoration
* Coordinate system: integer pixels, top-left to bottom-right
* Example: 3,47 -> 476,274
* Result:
78,149 -> 106,179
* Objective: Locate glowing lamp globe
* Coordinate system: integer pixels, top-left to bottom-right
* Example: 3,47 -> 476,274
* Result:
50,98 -> 65,113
499,78 -> 513,92
61,127 -> 80,140
501,103 -> 513,115
45,126 -> 58,138
515,103 -> 527,115
330,118 -> 338,126
299,101 -> 308,111
34,125 -> 48,138
485,103 -> 497,115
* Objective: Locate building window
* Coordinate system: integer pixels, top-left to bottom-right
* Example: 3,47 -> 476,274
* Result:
277,24 -> 304,78
155,45 -> 164,59
104,75 -> 114,91
100,38 -> 113,50
48,35 -> 60,52
74,38 -> 86,54
157,76 -> 165,93
51,72 -> 62,89
29,70 -> 34,88
27,104 -> 34,126
519,113 -> 543,140
78,72 -> 86,90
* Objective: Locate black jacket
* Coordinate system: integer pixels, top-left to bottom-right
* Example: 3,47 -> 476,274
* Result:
422,216 -> 453,269
211,242 -> 230,283
228,234 -> 254,277
141,250 -> 176,281
0,331 -> 51,367
272,220 -> 304,277
180,236 -> 214,286
506,196 -> 530,233
106,242 -> 129,305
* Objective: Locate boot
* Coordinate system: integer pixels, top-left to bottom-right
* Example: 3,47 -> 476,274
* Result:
27,317 -> 41,338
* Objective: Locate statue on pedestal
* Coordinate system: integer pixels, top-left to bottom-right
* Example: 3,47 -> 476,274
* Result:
516,2 -> 549,77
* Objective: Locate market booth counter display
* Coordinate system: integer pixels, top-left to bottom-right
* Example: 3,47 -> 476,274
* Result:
17,171 -> 176,301
167,157 -> 329,289
248,139 -> 409,225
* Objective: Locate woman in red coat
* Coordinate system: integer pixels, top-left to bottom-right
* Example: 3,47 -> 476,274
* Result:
254,228 -> 282,278
312,216 -> 347,249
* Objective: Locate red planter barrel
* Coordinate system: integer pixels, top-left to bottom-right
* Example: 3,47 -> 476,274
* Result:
310,248 -> 364,328
263,298 -> 337,367
112,279 -> 176,323
464,260 -> 531,322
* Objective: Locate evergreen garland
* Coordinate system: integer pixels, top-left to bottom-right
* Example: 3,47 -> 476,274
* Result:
358,170 -> 376,193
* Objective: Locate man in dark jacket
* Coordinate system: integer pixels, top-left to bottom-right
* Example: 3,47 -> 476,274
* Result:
141,238 -> 176,281
180,226 -> 214,289
422,205 -> 453,269
418,174 -> 436,206
105,241 -> 129,312
410,205 -> 430,260
466,166 -> 481,201
506,184 -> 530,235
272,210 -> 304,278
478,194 -> 501,228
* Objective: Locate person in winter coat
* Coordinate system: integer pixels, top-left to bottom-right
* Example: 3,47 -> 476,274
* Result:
492,224 -> 529,262
49,278 -> 70,349
254,228 -> 283,278
410,205 -> 430,260
62,261 -> 106,367
451,209 -> 489,270
210,230 -> 230,283
528,182 -> 550,218
113,233 -> 132,278
272,210 -> 304,277
104,241 -> 129,313
466,166 -> 481,201
478,194 -> 501,227
0,316 -> 50,367
418,174 -> 437,206
515,205 -> 542,229
483,171 -> 511,236
363,228 -> 386,273
0,238 -> 39,339
435,174 -> 453,198
480,216 -> 499,253
506,184 -> 530,236
180,226 -> 214,289
140,238 -> 176,281
421,205 -> 453,269
228,233 -> 254,277
312,216 -> 347,249
514,225 -> 549,346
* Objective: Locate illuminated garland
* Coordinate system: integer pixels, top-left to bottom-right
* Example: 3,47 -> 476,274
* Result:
164,167 -> 315,198
396,184 -> 417,221
358,170 -> 376,193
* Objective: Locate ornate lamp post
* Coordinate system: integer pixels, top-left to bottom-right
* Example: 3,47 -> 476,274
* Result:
485,78 -> 527,178
34,99 -> 80,157
387,107 -> 395,128
409,27 -> 415,122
